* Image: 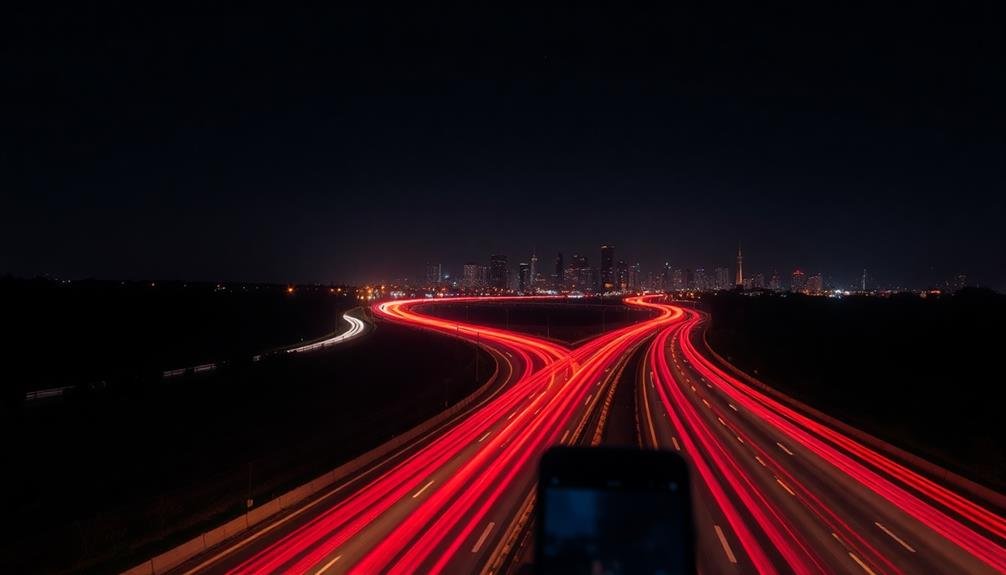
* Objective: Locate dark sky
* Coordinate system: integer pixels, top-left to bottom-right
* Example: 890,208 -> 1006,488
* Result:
3,3 -> 1004,289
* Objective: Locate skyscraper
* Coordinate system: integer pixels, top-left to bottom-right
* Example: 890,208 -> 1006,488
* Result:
714,267 -> 730,290
769,271 -> 782,291
694,267 -> 708,291
426,263 -> 442,287
807,273 -> 823,294
530,251 -> 538,289
600,245 -> 615,291
553,252 -> 564,290
462,262 -> 480,289
671,267 -> 684,291
616,260 -> 628,291
735,243 -> 744,287
518,262 -> 531,294
490,254 -> 508,290
629,262 -> 641,291
567,253 -> 591,292
791,269 -> 807,293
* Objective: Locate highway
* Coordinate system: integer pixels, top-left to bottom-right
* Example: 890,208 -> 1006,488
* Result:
166,296 -> 680,574
638,306 -> 1006,574
286,310 -> 368,354
158,296 -> 1005,574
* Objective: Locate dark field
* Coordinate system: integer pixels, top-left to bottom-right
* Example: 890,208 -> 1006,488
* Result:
703,289 -> 1006,491
1,278 -> 356,402
418,297 -> 656,343
0,292 -> 492,573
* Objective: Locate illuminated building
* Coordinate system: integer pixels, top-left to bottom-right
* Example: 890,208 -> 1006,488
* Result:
600,245 -> 615,290
714,267 -> 730,290
615,260 -> 628,291
518,262 -> 530,294
462,263 -> 485,289
769,270 -> 782,291
791,269 -> 807,293
807,273 -> 823,294
695,267 -> 708,291
566,253 -> 592,292
671,267 -> 684,291
425,263 -> 442,287
490,254 -> 508,290
735,243 -> 744,287
553,252 -> 564,290
529,251 -> 538,290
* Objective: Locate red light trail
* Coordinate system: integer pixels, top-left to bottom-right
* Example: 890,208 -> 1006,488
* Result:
171,296 -> 1004,575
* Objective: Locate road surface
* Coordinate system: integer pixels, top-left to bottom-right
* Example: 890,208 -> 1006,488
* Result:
637,306 -> 1005,574
158,296 -> 1004,574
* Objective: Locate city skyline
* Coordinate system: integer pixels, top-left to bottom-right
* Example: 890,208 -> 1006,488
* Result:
409,242 -> 973,293
3,5 -> 1003,291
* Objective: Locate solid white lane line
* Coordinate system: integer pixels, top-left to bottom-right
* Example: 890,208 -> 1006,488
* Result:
776,478 -> 796,496
472,522 -> 496,553
714,525 -> 738,564
671,437 -> 681,451
642,382 -> 660,448
478,431 -> 492,443
412,480 -> 435,499
875,522 -> 916,552
849,552 -> 878,575
316,554 -> 343,574
777,442 -> 795,455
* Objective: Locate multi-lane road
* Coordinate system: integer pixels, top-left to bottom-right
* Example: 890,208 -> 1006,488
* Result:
639,306 -> 1005,574
161,295 -> 1004,574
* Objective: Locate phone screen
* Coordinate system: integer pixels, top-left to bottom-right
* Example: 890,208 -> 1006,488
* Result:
537,448 -> 694,575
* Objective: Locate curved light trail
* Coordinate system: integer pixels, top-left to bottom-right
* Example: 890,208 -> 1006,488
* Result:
642,305 -> 1005,574
169,296 -> 1004,575
287,311 -> 367,354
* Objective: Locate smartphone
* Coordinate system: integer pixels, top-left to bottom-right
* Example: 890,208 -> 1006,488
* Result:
535,447 -> 695,575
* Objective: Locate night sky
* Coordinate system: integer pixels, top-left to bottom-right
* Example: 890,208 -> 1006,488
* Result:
3,4 -> 1004,289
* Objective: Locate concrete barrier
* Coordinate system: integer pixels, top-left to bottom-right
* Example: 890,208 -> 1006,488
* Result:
150,534 -> 206,574
121,560 -> 154,575
123,326 -> 504,575
246,498 -> 281,528
203,515 -> 248,548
